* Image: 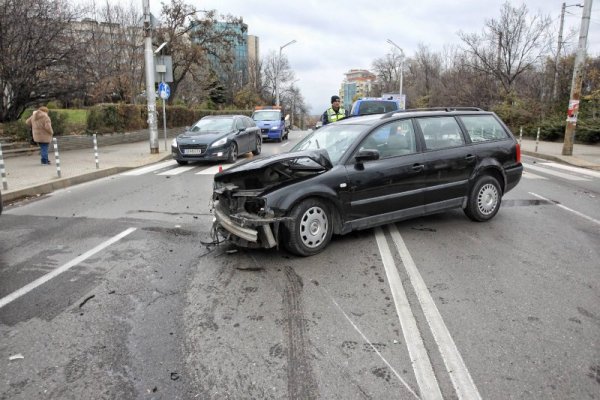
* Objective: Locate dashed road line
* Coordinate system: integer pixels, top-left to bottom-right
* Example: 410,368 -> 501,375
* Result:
529,192 -> 600,226
0,228 -> 137,309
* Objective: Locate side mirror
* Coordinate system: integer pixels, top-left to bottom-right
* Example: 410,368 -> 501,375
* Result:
354,149 -> 379,163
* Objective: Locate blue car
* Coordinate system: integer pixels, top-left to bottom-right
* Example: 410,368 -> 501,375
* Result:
252,106 -> 288,142
350,98 -> 401,116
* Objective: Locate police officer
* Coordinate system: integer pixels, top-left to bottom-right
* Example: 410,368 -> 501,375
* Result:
321,95 -> 348,125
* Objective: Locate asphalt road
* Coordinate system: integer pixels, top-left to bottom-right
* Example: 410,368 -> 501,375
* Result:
0,131 -> 599,400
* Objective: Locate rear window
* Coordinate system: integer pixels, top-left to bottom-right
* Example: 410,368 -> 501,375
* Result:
352,100 -> 399,115
459,115 -> 509,142
416,116 -> 465,150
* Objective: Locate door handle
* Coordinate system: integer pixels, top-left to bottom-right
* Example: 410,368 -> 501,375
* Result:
412,163 -> 424,172
465,154 -> 476,162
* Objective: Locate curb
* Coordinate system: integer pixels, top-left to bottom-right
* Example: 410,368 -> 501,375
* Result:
3,167 -> 128,203
3,154 -> 173,203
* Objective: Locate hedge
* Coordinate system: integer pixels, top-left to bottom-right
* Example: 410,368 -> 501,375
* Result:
86,103 -> 252,134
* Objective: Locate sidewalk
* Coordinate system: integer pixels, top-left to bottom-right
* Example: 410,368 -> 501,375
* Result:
0,137 -> 599,204
1,140 -> 172,203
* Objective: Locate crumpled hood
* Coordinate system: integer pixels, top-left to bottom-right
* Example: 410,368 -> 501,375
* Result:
213,149 -> 333,192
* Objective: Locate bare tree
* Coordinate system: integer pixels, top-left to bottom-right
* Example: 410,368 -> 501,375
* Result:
372,52 -> 403,93
77,1 -> 144,104
409,44 -> 443,107
0,0 -> 86,121
458,2 -> 552,97
261,50 -> 294,104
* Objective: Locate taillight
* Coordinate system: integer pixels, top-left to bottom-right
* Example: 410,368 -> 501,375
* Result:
515,143 -> 521,163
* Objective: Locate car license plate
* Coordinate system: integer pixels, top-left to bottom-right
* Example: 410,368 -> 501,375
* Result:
184,149 -> 203,155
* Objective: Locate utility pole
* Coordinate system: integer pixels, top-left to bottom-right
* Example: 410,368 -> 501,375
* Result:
562,0 -> 592,156
143,0 -> 159,153
553,3 -> 583,100
553,3 -> 567,100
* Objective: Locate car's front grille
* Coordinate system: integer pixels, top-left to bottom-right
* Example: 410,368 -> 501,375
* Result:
261,129 -> 269,134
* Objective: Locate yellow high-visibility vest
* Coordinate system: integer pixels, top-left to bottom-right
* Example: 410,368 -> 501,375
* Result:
326,107 -> 346,123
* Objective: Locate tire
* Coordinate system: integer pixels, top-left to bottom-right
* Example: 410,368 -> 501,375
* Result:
464,175 -> 502,222
176,160 -> 188,165
227,142 -> 238,163
252,137 -> 261,155
283,198 -> 333,256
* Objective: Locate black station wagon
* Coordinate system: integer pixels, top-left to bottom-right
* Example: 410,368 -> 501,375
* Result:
211,108 -> 523,256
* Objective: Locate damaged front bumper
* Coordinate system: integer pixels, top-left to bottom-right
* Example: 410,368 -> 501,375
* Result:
212,201 -> 288,249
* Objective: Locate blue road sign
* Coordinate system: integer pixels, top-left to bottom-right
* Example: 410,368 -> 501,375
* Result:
158,82 -> 170,100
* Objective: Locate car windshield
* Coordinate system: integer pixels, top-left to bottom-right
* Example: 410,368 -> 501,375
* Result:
252,111 -> 281,121
190,118 -> 233,133
291,124 -> 365,164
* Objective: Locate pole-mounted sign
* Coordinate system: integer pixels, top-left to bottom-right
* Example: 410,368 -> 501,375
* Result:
158,82 -> 170,100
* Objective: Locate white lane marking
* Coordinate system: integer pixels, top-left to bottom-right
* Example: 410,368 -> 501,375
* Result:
120,160 -> 177,176
524,164 -> 590,181
529,192 -> 600,226
281,142 -> 290,147
522,171 -> 547,180
388,224 -> 482,400
375,227 -> 443,400
327,291 -> 421,400
0,228 -> 137,309
540,162 -> 600,179
196,164 -> 233,175
158,166 -> 194,175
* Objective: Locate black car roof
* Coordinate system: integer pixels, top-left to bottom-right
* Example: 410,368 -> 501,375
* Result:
337,107 -> 493,127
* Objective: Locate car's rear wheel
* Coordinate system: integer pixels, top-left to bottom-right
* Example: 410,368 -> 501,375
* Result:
283,198 -> 332,256
227,142 -> 238,163
252,137 -> 261,155
464,175 -> 502,221
176,160 -> 188,165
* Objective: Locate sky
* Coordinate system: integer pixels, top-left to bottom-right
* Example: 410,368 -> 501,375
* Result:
149,0 -> 600,115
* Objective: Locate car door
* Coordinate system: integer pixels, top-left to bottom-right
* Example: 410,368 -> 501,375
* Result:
344,119 -> 425,228
234,117 -> 251,153
414,116 -> 477,210
243,117 -> 259,150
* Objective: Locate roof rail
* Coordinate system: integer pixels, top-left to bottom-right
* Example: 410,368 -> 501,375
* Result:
381,107 -> 484,119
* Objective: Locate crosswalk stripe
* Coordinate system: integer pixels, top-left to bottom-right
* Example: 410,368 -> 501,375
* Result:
196,165 -> 232,175
524,164 -> 590,181
120,160 -> 177,176
522,171 -> 547,180
540,162 -> 600,178
158,166 -> 195,175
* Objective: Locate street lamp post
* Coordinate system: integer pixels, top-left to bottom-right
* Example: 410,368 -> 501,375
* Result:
275,39 -> 296,106
386,39 -> 405,109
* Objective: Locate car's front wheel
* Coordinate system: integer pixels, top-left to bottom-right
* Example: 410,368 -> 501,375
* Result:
283,198 -> 333,256
252,137 -> 261,155
464,175 -> 502,221
227,142 -> 238,163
